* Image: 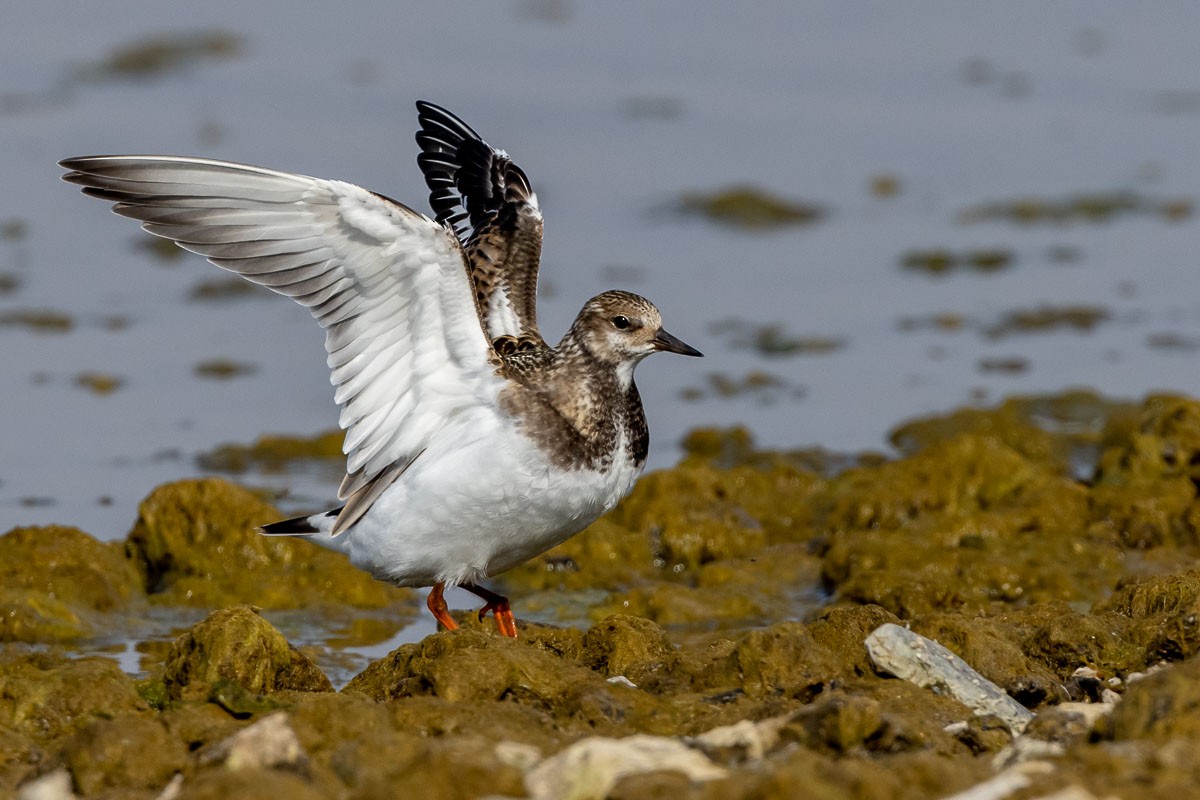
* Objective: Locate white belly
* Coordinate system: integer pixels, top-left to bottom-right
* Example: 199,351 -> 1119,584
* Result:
322,408 -> 643,588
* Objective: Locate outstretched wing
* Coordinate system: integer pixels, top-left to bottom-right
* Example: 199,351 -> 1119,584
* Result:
415,101 -> 546,352
60,155 -> 500,533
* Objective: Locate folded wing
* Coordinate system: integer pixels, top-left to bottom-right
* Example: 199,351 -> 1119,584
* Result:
415,101 -> 546,353
60,155 -> 498,531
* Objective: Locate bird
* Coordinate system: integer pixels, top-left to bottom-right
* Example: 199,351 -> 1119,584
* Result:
60,101 -> 701,638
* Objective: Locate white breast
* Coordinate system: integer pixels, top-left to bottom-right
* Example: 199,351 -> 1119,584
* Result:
325,410 -> 645,588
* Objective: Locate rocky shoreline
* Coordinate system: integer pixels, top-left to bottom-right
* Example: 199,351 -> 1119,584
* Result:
5,392 -> 1200,799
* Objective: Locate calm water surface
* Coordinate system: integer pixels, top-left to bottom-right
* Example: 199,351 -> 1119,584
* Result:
4,3 -> 1200,539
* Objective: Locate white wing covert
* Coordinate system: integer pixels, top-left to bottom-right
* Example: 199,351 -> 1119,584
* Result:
60,155 -> 497,528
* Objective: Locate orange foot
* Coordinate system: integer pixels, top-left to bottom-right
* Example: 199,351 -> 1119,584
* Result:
463,582 -> 519,639
426,581 -> 459,631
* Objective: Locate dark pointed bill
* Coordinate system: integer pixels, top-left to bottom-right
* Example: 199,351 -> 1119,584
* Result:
653,328 -> 703,357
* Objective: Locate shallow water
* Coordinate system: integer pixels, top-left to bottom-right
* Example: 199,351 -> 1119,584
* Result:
5,3 -> 1200,537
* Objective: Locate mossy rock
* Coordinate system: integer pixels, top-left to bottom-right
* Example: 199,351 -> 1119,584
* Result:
0,525 -> 144,644
1093,570 -> 1200,664
910,612 -> 1065,708
0,589 -> 90,643
162,605 -> 333,702
734,622 -> 841,700
818,435 -> 1118,616
1095,394 -> 1200,485
344,628 -> 674,735
0,651 -> 147,741
125,477 -> 409,608
806,605 -> 901,678
0,725 -> 44,794
582,614 -> 678,689
173,768 -> 327,800
63,716 -> 187,795
1107,655 -> 1200,741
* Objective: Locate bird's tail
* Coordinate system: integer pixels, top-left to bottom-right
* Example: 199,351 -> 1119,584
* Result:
257,507 -> 340,536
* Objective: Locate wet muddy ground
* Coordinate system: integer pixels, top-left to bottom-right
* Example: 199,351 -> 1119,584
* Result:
5,391 -> 1200,798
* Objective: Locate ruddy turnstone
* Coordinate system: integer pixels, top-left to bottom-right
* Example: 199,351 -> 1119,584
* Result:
60,101 -> 701,638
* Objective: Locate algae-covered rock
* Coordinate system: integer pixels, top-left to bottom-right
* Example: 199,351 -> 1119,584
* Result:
0,650 -> 147,741
1107,655 -> 1200,741
344,629 -> 675,735
162,605 -> 333,701
0,525 -> 144,642
583,614 -> 678,689
735,622 -> 840,700
0,726 -> 44,795
1093,570 -> 1200,664
63,715 -> 187,795
0,589 -> 90,643
1088,395 -> 1200,550
0,525 -> 142,611
125,477 -> 409,608
806,605 -> 901,678
819,435 -> 1115,616
173,767 -> 326,800
911,612 -> 1064,707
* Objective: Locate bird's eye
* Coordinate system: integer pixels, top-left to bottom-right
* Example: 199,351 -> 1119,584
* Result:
612,315 -> 631,330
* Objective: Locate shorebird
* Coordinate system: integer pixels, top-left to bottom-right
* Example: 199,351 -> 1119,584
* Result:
60,101 -> 701,638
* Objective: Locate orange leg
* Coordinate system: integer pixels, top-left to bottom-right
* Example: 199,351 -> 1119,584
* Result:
463,583 -> 518,639
426,582 -> 459,632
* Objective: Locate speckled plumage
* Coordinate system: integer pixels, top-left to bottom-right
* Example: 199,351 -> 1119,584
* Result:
60,102 -> 701,637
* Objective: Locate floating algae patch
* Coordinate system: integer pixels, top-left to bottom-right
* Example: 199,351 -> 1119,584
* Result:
708,318 -> 845,357
73,371 -> 124,395
900,247 -> 1014,276
197,429 -> 344,474
958,189 -> 1194,225
0,308 -> 74,333
0,273 -> 19,295
679,186 -> 824,229
680,370 -> 802,403
896,311 -> 970,333
1,218 -> 27,241
135,234 -> 186,264
1147,331 -> 1200,352
976,356 -> 1029,374
188,275 -> 266,301
194,358 -> 257,379
985,303 -> 1111,338
79,30 -> 242,80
